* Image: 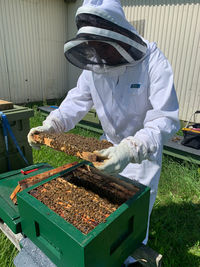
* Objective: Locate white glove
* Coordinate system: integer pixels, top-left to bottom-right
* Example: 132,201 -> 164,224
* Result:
94,137 -> 153,175
124,137 -> 154,163
27,116 -> 64,150
94,141 -> 134,175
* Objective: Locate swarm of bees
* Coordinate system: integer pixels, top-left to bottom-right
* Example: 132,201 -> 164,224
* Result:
30,165 -> 137,235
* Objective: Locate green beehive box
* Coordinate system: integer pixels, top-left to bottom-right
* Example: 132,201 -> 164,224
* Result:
38,106 -> 103,134
0,105 -> 34,173
0,163 -> 53,233
77,108 -> 103,134
18,162 -> 150,267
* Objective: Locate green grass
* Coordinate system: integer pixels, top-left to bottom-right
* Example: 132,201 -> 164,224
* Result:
0,234 -> 18,267
0,107 -> 199,266
148,157 -> 200,266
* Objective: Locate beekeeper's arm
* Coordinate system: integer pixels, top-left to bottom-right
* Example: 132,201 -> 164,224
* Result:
95,50 -> 180,174
28,71 -> 93,149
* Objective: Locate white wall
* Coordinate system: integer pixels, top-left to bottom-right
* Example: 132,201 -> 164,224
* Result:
0,0 -> 69,103
66,0 -> 82,90
121,0 -> 200,121
1,0 -> 199,121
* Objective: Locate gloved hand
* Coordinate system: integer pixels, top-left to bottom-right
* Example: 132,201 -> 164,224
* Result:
27,116 -> 64,150
94,140 -> 133,175
94,137 -> 152,175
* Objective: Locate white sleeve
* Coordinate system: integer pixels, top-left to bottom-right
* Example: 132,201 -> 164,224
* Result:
126,48 -> 180,162
45,71 -> 94,132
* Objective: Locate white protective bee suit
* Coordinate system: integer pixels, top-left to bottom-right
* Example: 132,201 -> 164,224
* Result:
28,0 -> 179,265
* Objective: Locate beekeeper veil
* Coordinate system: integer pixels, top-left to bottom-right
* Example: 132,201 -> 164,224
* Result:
64,0 -> 147,73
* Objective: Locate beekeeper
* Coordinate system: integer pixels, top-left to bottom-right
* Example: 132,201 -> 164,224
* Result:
28,0 -> 179,265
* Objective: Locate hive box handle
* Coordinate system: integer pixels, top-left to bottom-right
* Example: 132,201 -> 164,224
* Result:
110,216 -> 134,255
35,221 -> 62,260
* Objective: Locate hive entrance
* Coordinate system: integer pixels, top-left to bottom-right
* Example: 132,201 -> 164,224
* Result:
29,165 -> 139,235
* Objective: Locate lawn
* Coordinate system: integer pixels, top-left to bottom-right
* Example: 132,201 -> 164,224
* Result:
0,107 -> 199,267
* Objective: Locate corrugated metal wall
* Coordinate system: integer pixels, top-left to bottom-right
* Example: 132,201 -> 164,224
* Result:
67,0 -> 200,122
121,0 -> 200,121
0,0 -> 199,121
0,0 -> 68,103
66,1 -> 83,90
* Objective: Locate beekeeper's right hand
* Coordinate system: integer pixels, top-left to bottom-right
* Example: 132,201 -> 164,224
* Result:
27,116 -> 64,150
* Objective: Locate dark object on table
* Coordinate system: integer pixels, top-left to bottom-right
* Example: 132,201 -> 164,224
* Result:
181,111 -> 200,149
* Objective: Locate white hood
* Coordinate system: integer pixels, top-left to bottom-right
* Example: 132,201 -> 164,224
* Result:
64,0 -> 147,72
78,0 -> 139,36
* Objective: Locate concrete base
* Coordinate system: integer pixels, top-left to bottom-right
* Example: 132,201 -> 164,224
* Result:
14,238 -> 56,267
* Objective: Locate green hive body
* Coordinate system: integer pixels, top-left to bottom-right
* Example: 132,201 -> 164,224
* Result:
17,162 -> 150,267
0,163 -> 53,233
0,105 -> 34,173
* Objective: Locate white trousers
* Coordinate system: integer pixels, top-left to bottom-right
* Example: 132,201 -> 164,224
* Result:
120,159 -> 162,266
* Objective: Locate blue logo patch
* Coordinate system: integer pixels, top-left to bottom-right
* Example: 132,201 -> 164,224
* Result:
130,83 -> 141,89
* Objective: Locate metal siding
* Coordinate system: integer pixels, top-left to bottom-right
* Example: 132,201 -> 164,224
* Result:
37,0 -> 69,101
121,0 -> 200,121
0,2 -> 10,101
66,1 -> 83,90
1,0 -> 199,122
0,0 -> 68,103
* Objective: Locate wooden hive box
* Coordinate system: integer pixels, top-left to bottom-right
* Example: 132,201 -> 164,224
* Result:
17,162 -> 150,267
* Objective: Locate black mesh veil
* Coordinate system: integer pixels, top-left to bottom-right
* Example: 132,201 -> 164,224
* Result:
65,38 -> 129,70
64,12 -> 147,71
76,13 -> 146,48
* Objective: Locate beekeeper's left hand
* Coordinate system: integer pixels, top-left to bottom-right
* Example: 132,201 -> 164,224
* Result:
94,138 -> 152,175
94,141 -> 133,175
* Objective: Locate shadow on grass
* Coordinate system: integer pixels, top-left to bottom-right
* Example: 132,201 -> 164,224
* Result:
148,202 -> 200,266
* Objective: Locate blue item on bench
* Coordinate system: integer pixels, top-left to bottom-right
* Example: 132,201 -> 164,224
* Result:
0,111 -> 29,170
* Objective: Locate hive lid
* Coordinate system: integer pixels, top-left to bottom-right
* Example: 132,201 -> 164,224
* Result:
0,163 -> 53,233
